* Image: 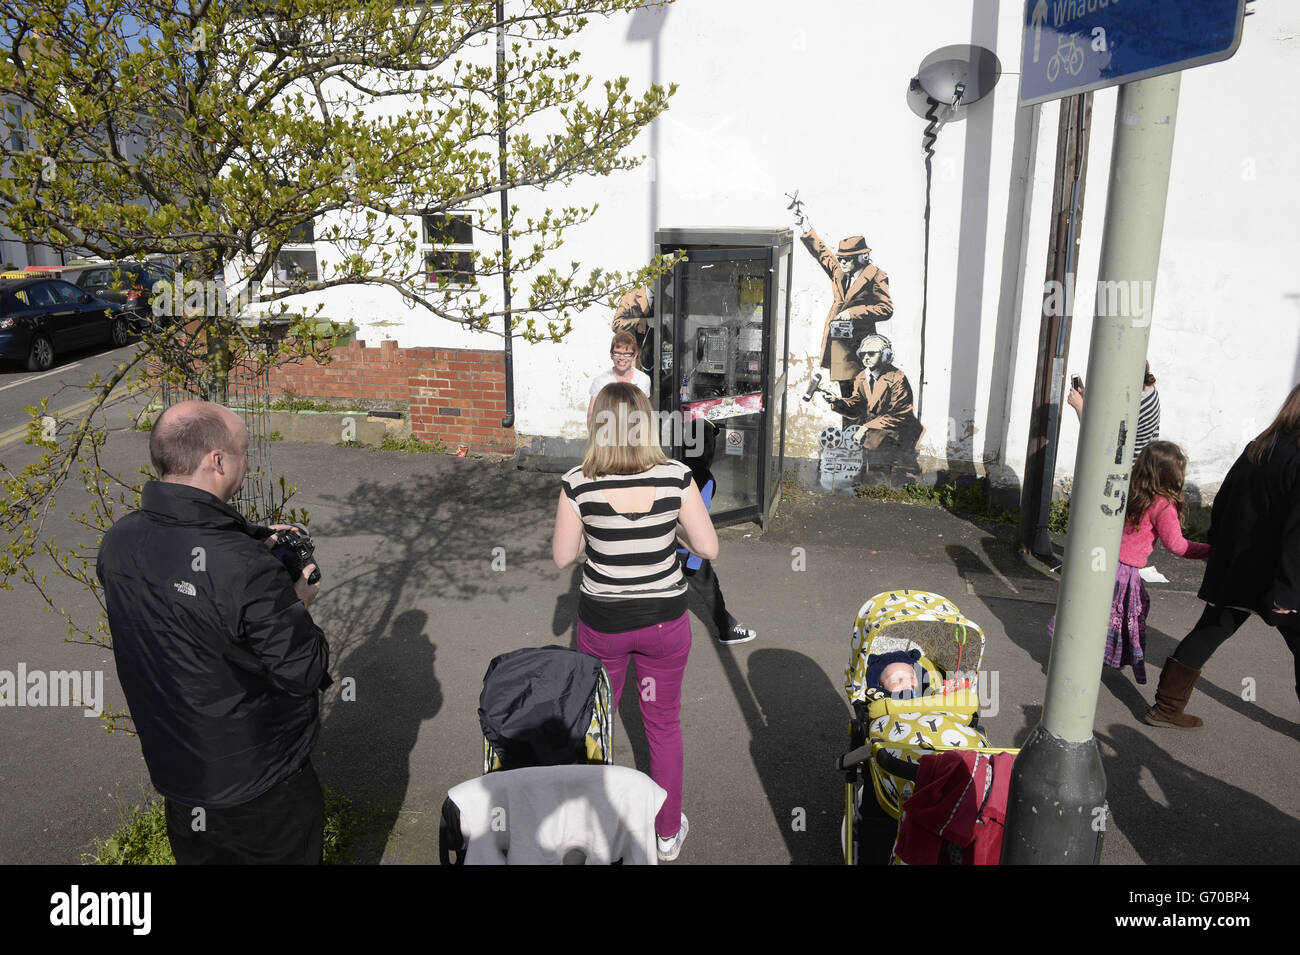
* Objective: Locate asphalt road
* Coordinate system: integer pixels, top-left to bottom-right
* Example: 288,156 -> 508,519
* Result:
0,339 -> 142,453
1,424 -> 1296,865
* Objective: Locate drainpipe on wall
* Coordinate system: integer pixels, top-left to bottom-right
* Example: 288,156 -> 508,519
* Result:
497,0 -> 515,429
1019,92 -> 1092,558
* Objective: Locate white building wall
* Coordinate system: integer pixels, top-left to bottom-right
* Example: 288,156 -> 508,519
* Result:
325,0 -> 1299,497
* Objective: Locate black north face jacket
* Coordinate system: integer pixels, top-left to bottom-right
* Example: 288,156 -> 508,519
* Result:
97,481 -> 329,808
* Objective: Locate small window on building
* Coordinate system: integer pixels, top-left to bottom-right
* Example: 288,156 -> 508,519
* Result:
287,219 -> 315,244
422,212 -> 475,287
5,105 -> 22,152
273,219 -> 318,284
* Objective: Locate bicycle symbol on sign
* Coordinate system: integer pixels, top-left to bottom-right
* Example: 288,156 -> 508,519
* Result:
1046,34 -> 1085,82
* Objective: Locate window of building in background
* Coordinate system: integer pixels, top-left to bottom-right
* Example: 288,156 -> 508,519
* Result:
422,212 -> 475,287
274,219 -> 318,284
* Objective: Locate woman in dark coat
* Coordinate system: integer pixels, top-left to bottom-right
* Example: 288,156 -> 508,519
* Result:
1144,383 -> 1300,728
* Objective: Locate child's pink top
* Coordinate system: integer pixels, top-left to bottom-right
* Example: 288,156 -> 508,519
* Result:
1119,496 -> 1210,568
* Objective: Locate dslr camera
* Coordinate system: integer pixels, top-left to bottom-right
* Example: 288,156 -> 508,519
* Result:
268,523 -> 322,585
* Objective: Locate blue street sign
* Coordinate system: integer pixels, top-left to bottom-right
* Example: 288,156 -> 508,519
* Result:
1020,0 -> 1246,105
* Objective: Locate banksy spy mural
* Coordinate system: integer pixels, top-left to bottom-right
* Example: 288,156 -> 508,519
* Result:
792,200 -> 923,490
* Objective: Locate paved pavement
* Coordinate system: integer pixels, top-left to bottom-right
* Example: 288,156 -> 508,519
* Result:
2,423 -> 1298,864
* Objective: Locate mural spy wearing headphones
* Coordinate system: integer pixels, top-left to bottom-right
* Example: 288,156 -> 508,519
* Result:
812,334 -> 923,462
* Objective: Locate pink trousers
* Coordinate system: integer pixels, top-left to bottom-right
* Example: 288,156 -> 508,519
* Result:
577,612 -> 692,838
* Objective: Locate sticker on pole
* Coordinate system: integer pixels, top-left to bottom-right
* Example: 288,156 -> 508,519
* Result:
1020,0 -> 1246,106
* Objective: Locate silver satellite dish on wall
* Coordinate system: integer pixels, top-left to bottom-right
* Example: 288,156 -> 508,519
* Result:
905,44 -> 1000,421
907,44 -> 1002,120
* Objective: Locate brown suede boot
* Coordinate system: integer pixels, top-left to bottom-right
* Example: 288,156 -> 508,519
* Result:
1143,658 -> 1204,729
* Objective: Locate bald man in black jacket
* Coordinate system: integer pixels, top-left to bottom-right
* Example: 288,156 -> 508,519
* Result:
98,400 -> 329,863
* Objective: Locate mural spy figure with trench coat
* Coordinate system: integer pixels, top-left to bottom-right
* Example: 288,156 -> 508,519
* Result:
793,205 -> 893,400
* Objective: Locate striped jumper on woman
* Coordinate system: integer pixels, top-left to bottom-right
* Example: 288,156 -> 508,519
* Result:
552,381 -> 718,861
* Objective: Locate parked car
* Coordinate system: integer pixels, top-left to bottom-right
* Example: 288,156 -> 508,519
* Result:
0,278 -> 128,371
72,261 -> 174,328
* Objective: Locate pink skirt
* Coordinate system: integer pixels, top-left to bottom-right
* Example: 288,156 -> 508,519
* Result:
1104,563 -> 1151,684
1046,562 -> 1151,684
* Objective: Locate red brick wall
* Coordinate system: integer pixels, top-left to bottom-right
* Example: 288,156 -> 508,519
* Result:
407,348 -> 513,454
270,338 -> 409,403
267,339 -> 515,453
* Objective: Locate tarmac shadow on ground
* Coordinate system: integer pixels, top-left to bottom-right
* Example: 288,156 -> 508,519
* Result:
945,544 -> 1055,672
1011,704 -> 1043,748
305,464 -> 552,859
744,648 -> 850,864
316,466 -> 556,662
606,644 -> 850,864
976,593 -> 1054,675
553,564 -> 582,641
316,609 -> 442,863
1135,622 -> 1300,740
1098,723 -> 1300,865
947,537 -> 1039,591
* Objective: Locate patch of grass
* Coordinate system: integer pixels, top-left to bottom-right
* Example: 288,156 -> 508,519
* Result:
85,788 -> 367,865
267,430 -> 283,442
1048,497 -> 1070,533
852,484 -> 903,502
321,789 -> 366,864
854,480 -> 1018,525
270,395 -> 346,413
333,435 -> 447,453
83,799 -> 175,865
270,386 -> 358,414
379,434 -> 447,454
780,472 -> 810,503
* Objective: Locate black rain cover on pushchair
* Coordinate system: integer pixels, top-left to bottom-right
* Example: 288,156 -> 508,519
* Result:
478,646 -> 610,770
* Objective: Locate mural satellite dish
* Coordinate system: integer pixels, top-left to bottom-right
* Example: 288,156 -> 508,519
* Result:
907,45 -> 1001,119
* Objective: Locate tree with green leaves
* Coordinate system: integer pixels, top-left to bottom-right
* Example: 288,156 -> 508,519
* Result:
0,0 -> 676,725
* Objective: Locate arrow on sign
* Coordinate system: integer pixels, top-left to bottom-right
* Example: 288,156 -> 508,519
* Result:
1032,0 -> 1048,62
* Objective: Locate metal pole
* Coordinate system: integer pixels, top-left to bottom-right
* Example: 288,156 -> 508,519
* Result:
1003,72 -> 1181,864
1031,95 -> 1089,557
497,0 -> 515,428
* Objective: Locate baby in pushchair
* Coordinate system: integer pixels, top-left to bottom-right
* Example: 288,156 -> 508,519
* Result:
865,649 -> 930,700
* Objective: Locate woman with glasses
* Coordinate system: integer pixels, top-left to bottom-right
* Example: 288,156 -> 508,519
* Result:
588,331 -> 651,424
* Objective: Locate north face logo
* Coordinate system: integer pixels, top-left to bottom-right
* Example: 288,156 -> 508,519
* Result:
173,581 -> 197,597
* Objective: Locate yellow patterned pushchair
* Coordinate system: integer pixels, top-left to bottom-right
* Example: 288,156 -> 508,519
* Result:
838,590 -> 1017,865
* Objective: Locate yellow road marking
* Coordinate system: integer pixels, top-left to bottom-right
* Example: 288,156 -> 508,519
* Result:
0,393 -> 125,451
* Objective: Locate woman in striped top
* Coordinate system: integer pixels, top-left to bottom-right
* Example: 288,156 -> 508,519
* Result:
1068,362 -> 1161,459
552,381 -> 718,861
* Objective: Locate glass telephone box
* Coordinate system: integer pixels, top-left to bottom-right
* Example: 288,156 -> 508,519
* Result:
653,228 -> 793,528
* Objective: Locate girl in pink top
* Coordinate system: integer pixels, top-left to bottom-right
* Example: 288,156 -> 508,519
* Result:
1109,441 -> 1211,683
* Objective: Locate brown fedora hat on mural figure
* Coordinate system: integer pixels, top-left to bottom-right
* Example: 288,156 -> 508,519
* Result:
836,236 -> 872,257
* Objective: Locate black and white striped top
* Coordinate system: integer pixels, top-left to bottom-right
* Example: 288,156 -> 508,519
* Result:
562,461 -> 691,601
1134,387 -> 1161,459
